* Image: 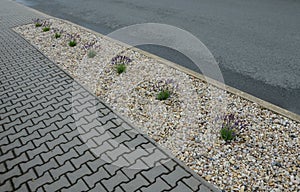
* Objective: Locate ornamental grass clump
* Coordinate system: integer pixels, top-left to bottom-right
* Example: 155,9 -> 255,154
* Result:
82,41 -> 99,58
87,50 -> 97,58
111,55 -> 132,74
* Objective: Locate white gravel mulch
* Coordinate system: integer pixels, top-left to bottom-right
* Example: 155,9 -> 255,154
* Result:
14,18 -> 300,192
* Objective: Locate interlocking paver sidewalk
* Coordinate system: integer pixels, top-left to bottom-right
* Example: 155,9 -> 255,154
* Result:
0,0 -> 219,191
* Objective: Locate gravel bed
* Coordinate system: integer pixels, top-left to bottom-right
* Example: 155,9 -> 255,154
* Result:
14,18 -> 300,192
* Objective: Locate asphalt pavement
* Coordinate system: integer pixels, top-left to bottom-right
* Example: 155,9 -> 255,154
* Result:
15,0 -> 300,115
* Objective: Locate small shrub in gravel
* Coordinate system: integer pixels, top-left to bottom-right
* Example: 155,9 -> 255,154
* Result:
33,18 -> 42,27
87,50 -> 97,58
153,79 -> 178,101
116,64 -> 126,74
69,40 -> 77,47
66,33 -> 80,47
156,90 -> 170,100
82,41 -> 99,58
41,21 -> 51,32
219,114 -> 242,142
55,33 -> 61,38
111,55 -> 132,74
52,28 -> 63,39
220,127 -> 234,141
42,27 -> 50,32
35,23 -> 42,27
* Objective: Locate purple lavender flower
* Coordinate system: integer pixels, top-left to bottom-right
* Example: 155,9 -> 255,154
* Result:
65,33 -> 81,42
111,55 -> 132,65
152,78 -> 178,97
41,20 -> 51,27
83,42 -> 94,50
33,18 -> 43,27
52,28 -> 64,34
82,41 -> 100,51
220,113 -> 247,141
51,28 -> 64,39
33,18 -> 41,24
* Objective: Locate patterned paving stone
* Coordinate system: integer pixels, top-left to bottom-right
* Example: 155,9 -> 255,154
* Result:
0,0 -> 219,191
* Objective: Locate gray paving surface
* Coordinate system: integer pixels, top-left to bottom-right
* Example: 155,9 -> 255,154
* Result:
0,1 -> 218,191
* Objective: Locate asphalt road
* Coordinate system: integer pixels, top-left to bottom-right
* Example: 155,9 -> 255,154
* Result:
16,0 -> 300,115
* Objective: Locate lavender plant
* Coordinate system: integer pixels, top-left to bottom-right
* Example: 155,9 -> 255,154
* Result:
66,33 -> 80,47
42,26 -> 50,32
33,18 -> 42,27
43,21 -> 51,26
52,28 -> 63,39
111,55 -> 132,65
82,41 -> 96,51
69,41 -> 77,47
41,21 -> 51,32
116,64 -> 126,74
55,33 -> 61,38
157,90 -> 170,100
111,55 -> 132,74
154,79 -> 178,100
220,114 -> 241,141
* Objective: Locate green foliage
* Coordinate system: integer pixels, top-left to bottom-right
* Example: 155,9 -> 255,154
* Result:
116,64 -> 126,74
42,27 -> 50,32
55,33 -> 61,38
35,23 -> 42,27
220,127 -> 234,141
69,40 -> 77,47
33,18 -> 42,27
156,90 -> 170,100
87,50 -> 96,58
